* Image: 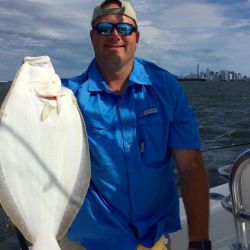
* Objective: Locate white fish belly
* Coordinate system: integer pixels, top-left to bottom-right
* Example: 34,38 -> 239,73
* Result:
0,56 -> 90,249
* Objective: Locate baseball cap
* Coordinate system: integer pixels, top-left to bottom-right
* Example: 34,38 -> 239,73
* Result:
91,0 -> 137,27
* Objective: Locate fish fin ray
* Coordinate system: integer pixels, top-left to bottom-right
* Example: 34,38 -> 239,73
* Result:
41,102 -> 54,121
56,96 -> 61,114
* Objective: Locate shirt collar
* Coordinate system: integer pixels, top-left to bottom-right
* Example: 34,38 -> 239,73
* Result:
87,57 -> 152,92
128,57 -> 152,86
87,60 -> 109,92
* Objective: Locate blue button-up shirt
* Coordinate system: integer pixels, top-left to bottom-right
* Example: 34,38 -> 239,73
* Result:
62,57 -> 201,250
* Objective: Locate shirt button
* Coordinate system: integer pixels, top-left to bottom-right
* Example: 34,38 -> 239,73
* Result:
125,144 -> 132,152
122,120 -> 128,125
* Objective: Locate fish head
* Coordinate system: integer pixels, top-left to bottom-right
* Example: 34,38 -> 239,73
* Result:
23,56 -> 61,98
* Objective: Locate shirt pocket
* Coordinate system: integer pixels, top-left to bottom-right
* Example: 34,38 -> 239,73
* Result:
86,121 -> 111,135
137,107 -> 173,168
85,120 -> 116,170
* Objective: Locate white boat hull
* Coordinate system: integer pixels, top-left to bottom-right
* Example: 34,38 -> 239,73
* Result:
171,183 -> 250,250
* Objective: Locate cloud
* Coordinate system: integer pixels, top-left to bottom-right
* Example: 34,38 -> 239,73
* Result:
134,1 -> 229,75
0,0 -> 96,79
229,19 -> 250,29
158,3 -> 226,29
133,0 -> 250,76
0,0 -> 250,80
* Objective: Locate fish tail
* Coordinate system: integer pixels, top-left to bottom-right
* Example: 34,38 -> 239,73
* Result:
32,238 -> 62,250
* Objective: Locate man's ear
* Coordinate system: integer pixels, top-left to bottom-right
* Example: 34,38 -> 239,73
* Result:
90,30 -> 94,42
136,32 -> 140,46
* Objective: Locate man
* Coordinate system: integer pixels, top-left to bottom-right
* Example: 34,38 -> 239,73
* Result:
61,0 -> 210,249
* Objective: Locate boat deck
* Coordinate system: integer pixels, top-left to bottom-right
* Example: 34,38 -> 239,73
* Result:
170,183 -> 250,250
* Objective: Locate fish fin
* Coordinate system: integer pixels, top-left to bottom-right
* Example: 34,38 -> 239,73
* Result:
71,95 -> 77,106
0,109 -> 6,119
41,103 -> 54,121
56,96 -> 61,115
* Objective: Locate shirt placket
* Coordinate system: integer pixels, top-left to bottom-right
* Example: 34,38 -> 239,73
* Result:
118,88 -> 138,223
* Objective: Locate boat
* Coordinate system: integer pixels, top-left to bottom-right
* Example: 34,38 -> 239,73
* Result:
171,149 -> 250,250
1,149 -> 249,250
171,183 -> 249,250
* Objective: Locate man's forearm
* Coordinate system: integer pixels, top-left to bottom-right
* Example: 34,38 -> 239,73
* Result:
174,149 -> 210,241
179,162 -> 209,240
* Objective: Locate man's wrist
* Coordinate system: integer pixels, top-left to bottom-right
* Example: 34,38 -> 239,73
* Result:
189,239 -> 212,250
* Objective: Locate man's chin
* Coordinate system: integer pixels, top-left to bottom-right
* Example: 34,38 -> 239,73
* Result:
104,54 -> 123,63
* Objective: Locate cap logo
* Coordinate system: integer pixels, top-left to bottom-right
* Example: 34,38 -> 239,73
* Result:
102,6 -> 125,16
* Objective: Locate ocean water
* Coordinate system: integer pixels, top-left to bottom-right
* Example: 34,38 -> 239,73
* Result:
181,80 -> 250,187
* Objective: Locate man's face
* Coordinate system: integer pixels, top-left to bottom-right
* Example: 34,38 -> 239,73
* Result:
90,4 -> 139,68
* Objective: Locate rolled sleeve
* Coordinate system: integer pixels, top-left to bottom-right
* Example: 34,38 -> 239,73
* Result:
168,81 -> 201,149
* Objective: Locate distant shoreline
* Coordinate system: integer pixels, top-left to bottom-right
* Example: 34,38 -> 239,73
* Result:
177,78 -> 250,82
0,81 -> 12,85
177,78 -> 206,81
1,79 -> 250,84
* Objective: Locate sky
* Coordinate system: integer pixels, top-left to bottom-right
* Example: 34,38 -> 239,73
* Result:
1,0 -> 250,80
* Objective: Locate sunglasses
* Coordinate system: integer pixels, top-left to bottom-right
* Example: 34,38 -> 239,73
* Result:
93,22 -> 137,36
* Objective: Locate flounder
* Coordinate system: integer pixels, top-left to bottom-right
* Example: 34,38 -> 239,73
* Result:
0,56 -> 90,250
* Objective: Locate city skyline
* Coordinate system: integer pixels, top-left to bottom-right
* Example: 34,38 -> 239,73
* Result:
179,64 -> 248,80
0,63 -> 248,82
1,0 -> 250,80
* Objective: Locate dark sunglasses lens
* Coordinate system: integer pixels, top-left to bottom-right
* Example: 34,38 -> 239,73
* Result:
94,23 -> 136,36
117,23 -> 134,36
95,23 -> 113,35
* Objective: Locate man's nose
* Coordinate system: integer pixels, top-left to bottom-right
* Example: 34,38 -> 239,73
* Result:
110,28 -> 121,39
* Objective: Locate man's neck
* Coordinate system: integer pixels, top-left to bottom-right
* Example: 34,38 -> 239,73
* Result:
97,59 -> 134,94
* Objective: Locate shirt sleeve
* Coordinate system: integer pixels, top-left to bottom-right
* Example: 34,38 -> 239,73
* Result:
168,79 -> 201,149
61,78 -> 80,95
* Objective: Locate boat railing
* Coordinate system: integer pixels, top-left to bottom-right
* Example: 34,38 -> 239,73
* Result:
221,149 -> 250,249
